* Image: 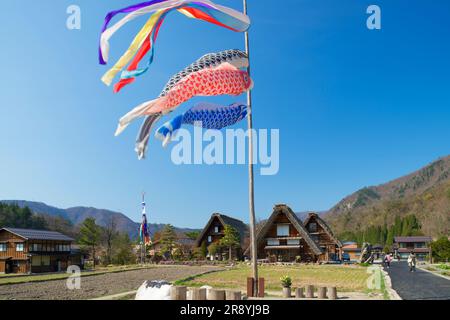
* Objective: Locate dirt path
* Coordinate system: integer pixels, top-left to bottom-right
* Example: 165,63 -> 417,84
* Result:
0,266 -> 222,300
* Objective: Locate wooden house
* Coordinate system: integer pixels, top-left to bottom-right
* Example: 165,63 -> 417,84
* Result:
148,233 -> 196,259
341,242 -> 361,261
0,228 -> 83,274
303,212 -> 342,261
393,236 -> 432,260
195,213 -> 248,260
244,205 -> 341,263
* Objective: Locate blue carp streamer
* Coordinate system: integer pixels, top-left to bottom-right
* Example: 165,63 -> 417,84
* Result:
155,102 -> 248,147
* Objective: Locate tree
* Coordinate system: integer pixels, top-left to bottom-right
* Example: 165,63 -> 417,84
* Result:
208,242 -> 220,259
430,237 -> 450,262
112,233 -> 135,265
0,203 -> 47,230
102,216 -> 118,265
185,231 -> 201,241
161,224 -> 177,259
219,225 -> 240,261
78,218 -> 102,268
200,240 -> 208,259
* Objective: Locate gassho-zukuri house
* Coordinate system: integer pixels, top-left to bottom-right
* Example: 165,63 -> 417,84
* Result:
0,228 -> 84,274
195,213 -> 248,260
196,204 -> 342,263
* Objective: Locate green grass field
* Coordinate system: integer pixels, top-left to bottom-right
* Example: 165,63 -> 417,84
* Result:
177,264 -> 372,292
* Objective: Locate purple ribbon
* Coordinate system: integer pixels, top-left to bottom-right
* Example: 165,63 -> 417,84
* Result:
99,0 -> 168,65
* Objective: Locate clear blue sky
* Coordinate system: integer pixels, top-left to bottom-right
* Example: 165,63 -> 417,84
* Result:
1,0 -> 449,228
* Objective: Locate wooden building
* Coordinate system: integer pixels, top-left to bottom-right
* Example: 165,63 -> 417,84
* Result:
0,228 -> 83,274
341,242 -> 361,262
393,236 -> 432,260
195,213 -> 248,260
244,205 -> 342,263
303,212 -> 342,261
148,233 -> 196,259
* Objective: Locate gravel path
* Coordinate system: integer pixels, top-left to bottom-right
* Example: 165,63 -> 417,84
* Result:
386,261 -> 450,300
0,266 -> 222,300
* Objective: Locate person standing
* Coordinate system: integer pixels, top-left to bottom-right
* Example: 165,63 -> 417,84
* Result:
407,252 -> 417,272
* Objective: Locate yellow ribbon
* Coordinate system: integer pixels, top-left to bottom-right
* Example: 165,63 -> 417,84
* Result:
101,10 -> 166,86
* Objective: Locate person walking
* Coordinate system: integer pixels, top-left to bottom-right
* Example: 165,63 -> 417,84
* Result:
407,252 -> 417,272
384,253 -> 392,268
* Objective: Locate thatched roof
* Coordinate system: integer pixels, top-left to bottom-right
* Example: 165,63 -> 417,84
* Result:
303,213 -> 343,247
244,204 -> 322,256
194,213 -> 248,247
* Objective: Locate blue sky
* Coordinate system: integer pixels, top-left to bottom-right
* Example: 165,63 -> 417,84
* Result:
1,0 -> 449,228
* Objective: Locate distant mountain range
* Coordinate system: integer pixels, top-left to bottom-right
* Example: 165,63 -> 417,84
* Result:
0,200 -> 198,239
325,155 -> 450,237
3,156 -> 449,241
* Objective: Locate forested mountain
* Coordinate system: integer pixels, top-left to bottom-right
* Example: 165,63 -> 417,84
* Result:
325,156 -> 450,240
0,201 -> 198,240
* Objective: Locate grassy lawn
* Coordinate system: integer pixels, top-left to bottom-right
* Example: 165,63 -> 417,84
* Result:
0,265 -> 153,286
177,264 -> 371,292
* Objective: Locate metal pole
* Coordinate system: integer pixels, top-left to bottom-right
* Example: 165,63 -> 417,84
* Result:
243,0 -> 258,297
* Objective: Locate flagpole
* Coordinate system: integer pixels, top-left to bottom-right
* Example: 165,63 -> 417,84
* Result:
141,192 -> 146,265
243,0 -> 258,297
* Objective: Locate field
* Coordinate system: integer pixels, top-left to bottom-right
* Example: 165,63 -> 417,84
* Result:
177,264 -> 372,292
0,265 -> 154,285
0,265 -> 222,300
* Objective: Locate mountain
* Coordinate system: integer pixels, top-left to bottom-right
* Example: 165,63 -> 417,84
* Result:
325,155 -> 450,238
0,200 -> 198,239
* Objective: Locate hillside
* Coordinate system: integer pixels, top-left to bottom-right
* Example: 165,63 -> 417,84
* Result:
325,156 -> 450,238
0,200 -> 198,239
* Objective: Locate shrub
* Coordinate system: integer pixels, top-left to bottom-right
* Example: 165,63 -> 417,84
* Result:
431,237 -> 450,262
437,264 -> 450,270
359,262 -> 371,267
280,275 -> 292,288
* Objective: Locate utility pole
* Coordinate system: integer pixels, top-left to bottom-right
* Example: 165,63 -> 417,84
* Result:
242,0 -> 258,297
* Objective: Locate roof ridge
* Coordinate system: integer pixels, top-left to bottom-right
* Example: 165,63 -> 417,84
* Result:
3,227 -> 65,234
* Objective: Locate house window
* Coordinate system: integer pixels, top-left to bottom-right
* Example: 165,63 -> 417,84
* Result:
287,239 -> 300,245
267,239 -> 280,246
0,243 -> 6,252
208,236 -> 212,243
311,235 -> 319,243
308,223 -> 318,233
277,224 -> 290,237
16,243 -> 24,252
214,226 -> 219,233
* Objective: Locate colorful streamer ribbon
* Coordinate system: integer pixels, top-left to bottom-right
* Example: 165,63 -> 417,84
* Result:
99,0 -> 250,88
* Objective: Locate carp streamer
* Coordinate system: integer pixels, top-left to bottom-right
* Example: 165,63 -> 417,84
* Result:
155,102 -> 248,147
115,62 -> 253,136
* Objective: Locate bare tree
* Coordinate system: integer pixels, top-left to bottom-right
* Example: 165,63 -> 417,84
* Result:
103,216 -> 118,265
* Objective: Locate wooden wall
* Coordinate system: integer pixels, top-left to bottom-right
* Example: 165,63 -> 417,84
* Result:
305,216 -> 340,261
0,230 -> 29,260
199,216 -> 225,246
